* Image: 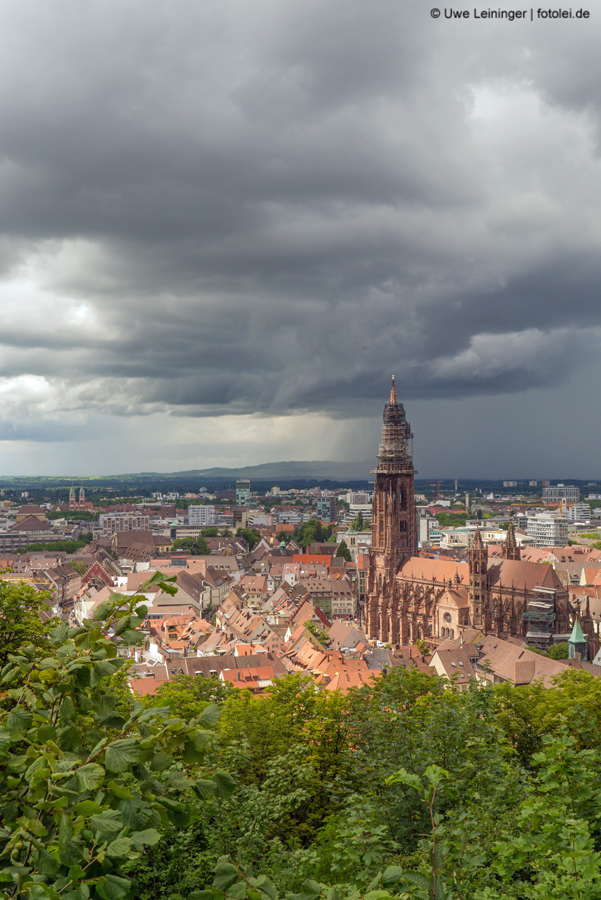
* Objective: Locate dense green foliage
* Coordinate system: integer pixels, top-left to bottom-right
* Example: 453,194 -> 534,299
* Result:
15,537 -> 94,555
0,581 -> 53,666
294,521 -> 335,549
135,664 -> 601,900
171,537 -> 211,556
336,540 -> 352,562
546,641 -> 569,659
351,512 -> 364,532
302,621 -> 330,646
235,529 -> 262,551
4,581 -> 601,898
433,513 -> 469,528
47,512 -> 96,523
0,573 -> 234,900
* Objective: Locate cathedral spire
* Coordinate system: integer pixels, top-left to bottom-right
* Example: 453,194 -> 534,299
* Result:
389,375 -> 397,405
366,379 -> 418,642
373,376 -> 414,475
473,527 -> 484,551
502,521 -> 521,561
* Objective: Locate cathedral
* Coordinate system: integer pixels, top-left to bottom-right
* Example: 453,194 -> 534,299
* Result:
365,379 -> 597,657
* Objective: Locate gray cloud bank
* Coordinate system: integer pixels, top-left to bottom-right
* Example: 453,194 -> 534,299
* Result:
0,0 -> 600,471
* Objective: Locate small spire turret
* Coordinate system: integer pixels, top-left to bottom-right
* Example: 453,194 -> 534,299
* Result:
569,616 -> 587,660
502,521 -> 521,561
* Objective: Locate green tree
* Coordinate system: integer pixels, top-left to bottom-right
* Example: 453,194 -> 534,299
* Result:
434,512 -> 469,528
336,541 -> 351,562
351,512 -> 364,532
15,538 -> 92,555
303,621 -> 330,646
295,520 -> 332,549
493,667 -> 601,758
235,529 -> 262,551
0,572 -> 235,900
172,536 -> 210,555
0,580 -> 54,666
142,675 -> 234,720
215,677 -> 353,850
547,641 -> 569,659
47,510 -> 96,522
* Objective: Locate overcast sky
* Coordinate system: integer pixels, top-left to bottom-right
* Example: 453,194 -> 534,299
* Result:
0,0 -> 600,478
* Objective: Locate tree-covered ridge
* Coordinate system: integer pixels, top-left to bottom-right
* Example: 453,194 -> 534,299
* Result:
132,665 -> 601,900
3,581 -> 601,898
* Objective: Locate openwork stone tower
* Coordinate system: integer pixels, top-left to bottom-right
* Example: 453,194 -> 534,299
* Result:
366,377 -> 417,641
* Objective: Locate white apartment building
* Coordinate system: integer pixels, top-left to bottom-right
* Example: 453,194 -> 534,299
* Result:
349,503 -> 372,522
188,505 -> 216,527
248,513 -> 273,527
273,510 -> 310,525
566,503 -> 592,522
526,514 -> 569,547
345,491 -> 372,505
418,515 -> 440,544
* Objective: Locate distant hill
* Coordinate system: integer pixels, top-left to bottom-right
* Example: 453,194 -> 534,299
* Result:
192,460 -> 373,480
0,460 -> 374,490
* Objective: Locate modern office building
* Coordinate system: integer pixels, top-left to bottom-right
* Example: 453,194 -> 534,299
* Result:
188,505 -> 216,527
542,484 -> 580,503
99,513 -> 150,536
317,496 -> 337,522
236,479 -> 251,506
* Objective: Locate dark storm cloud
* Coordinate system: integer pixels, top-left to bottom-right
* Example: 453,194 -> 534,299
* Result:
0,0 -> 600,436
